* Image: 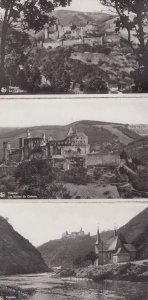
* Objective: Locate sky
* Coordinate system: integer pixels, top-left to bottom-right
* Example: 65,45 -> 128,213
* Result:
0,201 -> 147,246
57,0 -> 106,13
0,0 -> 112,16
0,98 -> 147,127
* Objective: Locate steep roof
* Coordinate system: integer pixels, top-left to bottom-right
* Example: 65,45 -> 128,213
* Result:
114,247 -> 130,256
107,236 -> 119,251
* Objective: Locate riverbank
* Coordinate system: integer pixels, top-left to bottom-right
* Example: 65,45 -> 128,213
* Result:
0,284 -> 34,300
55,260 -> 148,282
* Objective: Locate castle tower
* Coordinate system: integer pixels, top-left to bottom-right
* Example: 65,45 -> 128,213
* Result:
3,142 -> 11,162
26,128 -> 31,139
42,132 -> 46,142
19,138 -> 24,161
67,127 -> 74,137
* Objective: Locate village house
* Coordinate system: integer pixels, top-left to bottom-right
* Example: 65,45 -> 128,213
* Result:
94,226 -> 136,265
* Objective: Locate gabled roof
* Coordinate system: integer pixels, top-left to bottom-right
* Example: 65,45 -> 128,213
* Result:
114,247 -> 130,256
107,236 -> 118,251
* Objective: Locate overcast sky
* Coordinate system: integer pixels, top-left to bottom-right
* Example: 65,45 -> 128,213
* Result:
0,98 -> 147,127
0,201 -> 147,246
57,0 -> 106,12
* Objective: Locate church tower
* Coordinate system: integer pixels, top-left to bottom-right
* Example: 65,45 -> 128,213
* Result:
94,224 -> 102,266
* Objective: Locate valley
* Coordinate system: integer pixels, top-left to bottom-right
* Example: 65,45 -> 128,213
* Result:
0,10 -> 137,94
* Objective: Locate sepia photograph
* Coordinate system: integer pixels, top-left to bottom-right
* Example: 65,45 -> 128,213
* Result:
0,0 -> 148,94
0,98 -> 147,199
0,201 -> 148,299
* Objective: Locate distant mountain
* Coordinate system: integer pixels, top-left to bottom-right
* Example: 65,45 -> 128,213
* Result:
38,207 -> 148,267
0,120 -> 141,160
0,216 -> 48,275
54,10 -> 115,27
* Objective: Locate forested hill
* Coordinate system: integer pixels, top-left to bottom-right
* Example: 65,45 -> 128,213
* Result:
0,216 -> 48,275
54,10 -> 115,26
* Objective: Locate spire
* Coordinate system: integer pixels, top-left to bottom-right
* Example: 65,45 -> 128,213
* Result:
26,128 -> 31,139
96,224 -> 101,245
114,224 -> 117,237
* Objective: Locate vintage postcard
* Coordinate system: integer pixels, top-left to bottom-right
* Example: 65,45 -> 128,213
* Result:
0,200 -> 148,300
0,97 -> 147,199
0,0 -> 148,95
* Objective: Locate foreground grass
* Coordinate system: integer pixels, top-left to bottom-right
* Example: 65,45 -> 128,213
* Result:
0,285 -> 34,300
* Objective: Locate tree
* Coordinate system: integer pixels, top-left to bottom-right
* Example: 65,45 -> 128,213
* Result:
4,30 -> 32,86
41,48 -> 72,93
0,0 -> 72,90
43,183 -> 71,199
84,251 -> 97,265
100,0 -> 148,91
15,159 -> 55,195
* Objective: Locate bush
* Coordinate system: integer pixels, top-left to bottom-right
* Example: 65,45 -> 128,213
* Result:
85,77 -> 109,94
64,167 -> 91,185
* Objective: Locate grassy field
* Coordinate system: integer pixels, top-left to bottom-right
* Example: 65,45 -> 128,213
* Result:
64,183 -> 119,199
95,125 -> 134,145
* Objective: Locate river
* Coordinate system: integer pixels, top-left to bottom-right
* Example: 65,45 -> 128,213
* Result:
0,273 -> 148,300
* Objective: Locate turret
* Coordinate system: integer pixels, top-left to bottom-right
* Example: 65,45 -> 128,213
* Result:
19,138 -> 24,161
3,142 -> 11,162
96,224 -> 101,245
67,127 -> 74,137
42,132 -> 46,142
26,128 -> 31,139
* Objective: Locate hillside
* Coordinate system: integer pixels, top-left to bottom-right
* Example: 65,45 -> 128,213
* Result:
128,125 -> 148,136
119,207 -> 148,259
38,230 -> 113,268
38,208 -> 148,267
125,136 -> 148,166
0,216 -> 48,275
54,10 -> 115,27
0,120 -> 141,160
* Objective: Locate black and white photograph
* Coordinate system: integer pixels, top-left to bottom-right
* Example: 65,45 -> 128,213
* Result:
0,201 -> 148,300
1,0 -> 148,94
0,98 -> 147,199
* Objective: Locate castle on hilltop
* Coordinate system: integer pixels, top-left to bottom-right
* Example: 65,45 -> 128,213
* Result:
62,228 -> 90,239
2,127 -> 90,168
35,18 -> 100,44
